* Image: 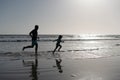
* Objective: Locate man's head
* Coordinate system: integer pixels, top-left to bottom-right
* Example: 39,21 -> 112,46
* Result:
35,25 -> 39,30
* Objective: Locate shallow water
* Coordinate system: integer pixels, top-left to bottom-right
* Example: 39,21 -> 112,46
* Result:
1,35 -> 120,80
0,35 -> 120,59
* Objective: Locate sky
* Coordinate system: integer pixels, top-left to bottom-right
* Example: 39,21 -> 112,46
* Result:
0,0 -> 120,35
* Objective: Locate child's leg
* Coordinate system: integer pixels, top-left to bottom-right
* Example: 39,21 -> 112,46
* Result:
58,45 -> 62,51
53,45 -> 58,54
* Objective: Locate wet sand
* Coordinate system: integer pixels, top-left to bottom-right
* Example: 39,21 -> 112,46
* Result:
0,52 -> 120,80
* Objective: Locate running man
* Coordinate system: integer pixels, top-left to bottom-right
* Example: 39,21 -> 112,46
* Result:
22,25 -> 39,55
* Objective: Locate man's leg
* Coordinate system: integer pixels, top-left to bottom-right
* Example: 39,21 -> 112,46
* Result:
35,43 -> 38,55
23,45 -> 34,51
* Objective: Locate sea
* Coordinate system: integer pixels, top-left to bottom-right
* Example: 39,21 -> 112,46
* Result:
0,34 -> 120,59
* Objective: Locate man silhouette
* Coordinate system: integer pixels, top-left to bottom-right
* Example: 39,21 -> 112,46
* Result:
22,25 -> 39,54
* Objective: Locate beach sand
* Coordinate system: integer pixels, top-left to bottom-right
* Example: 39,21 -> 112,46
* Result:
0,52 -> 120,80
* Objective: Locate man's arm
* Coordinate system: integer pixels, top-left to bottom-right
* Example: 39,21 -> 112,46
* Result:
29,30 -> 33,38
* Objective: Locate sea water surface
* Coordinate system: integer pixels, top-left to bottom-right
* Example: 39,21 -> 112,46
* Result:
1,35 -> 120,80
0,34 -> 120,59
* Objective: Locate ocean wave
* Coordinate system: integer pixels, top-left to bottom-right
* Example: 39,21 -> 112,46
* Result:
0,38 -> 119,42
0,34 -> 120,42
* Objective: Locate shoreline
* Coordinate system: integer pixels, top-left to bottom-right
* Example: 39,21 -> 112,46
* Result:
0,53 -> 120,80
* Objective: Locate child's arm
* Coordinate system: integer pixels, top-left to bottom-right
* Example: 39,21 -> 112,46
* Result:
53,39 -> 57,42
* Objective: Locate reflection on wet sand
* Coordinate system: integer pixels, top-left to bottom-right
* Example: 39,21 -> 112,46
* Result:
22,55 -> 38,80
53,53 -> 63,73
22,53 -> 64,80
55,58 -> 63,73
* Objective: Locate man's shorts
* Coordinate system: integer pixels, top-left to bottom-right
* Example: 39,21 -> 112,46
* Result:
32,40 -> 37,46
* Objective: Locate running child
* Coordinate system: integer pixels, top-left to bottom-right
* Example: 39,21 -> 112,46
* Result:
53,35 -> 64,54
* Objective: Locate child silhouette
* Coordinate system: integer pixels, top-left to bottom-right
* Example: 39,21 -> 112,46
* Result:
53,35 -> 64,54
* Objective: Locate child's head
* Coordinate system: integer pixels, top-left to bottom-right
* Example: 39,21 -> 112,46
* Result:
35,25 -> 39,30
58,35 -> 62,39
